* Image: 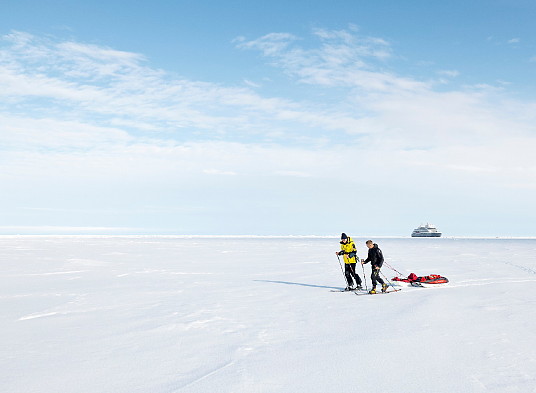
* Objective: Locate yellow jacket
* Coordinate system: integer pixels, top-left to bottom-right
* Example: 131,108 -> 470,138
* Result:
340,237 -> 357,264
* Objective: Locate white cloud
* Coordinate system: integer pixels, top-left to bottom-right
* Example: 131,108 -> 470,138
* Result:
4,31 -> 377,152
2,29 -> 536,234
0,114 -> 132,150
243,79 -> 261,88
234,33 -> 299,56
438,70 -> 460,78
236,29 -> 427,94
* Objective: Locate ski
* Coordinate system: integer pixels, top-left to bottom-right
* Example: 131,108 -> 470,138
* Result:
354,288 -> 402,296
410,282 -> 449,288
330,288 -> 365,292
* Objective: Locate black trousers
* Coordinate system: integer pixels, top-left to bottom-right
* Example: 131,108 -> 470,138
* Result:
371,268 -> 385,287
345,263 -> 362,287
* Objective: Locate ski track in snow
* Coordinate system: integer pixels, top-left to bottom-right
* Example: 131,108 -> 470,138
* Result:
172,361 -> 236,392
503,261 -> 536,276
17,300 -> 122,321
427,278 -> 536,289
387,276 -> 536,292
18,311 -> 61,321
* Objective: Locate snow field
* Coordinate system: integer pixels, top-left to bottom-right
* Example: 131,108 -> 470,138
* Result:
1,237 -> 535,392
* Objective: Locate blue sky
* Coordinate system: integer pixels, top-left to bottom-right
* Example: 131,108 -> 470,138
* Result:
1,0 -> 536,236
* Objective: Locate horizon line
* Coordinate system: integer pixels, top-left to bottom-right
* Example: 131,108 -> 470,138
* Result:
1,234 -> 535,240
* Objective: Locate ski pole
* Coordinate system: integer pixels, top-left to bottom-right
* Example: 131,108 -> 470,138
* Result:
336,254 -> 347,287
360,259 -> 368,291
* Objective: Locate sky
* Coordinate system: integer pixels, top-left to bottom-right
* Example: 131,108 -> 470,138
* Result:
1,0 -> 536,236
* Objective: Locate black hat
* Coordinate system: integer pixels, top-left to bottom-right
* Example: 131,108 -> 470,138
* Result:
341,233 -> 348,240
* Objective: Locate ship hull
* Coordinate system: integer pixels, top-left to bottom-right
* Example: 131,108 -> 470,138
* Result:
411,233 -> 442,237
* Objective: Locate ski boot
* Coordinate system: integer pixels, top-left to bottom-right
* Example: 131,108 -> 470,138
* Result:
381,283 -> 388,293
344,286 -> 353,291
369,287 -> 377,294
355,285 -> 363,290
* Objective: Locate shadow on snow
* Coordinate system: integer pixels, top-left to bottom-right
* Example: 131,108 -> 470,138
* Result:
254,279 -> 340,290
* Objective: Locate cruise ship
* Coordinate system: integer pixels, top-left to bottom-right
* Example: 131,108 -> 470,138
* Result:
411,223 -> 442,237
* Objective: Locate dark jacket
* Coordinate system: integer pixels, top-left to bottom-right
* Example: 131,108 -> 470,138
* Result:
364,244 -> 384,268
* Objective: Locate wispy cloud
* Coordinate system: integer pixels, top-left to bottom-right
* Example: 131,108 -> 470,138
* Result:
2,31 -> 338,150
233,28 -> 536,190
233,33 -> 299,56
438,70 -> 460,78
2,30 -> 535,164
235,28 -> 417,93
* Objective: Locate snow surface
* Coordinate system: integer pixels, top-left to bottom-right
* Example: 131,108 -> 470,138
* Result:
1,236 -> 536,393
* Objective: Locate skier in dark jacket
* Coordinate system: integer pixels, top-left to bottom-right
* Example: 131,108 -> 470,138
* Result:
361,240 -> 388,294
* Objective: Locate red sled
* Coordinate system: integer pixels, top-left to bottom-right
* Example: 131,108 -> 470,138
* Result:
392,273 -> 449,287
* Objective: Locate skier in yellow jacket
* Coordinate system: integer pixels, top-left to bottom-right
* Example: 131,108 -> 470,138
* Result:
335,233 -> 362,291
